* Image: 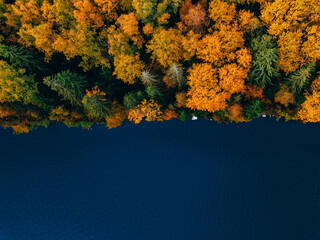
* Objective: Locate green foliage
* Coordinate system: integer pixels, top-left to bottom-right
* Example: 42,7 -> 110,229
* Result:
213,109 -> 228,122
286,62 -> 316,94
249,35 -> 279,88
243,99 -> 264,120
123,91 -> 145,109
43,70 -> 87,106
146,85 -> 165,104
82,90 -> 111,120
179,110 -> 191,121
0,44 -> 44,71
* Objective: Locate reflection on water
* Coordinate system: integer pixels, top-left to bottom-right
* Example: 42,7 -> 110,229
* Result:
0,118 -> 319,240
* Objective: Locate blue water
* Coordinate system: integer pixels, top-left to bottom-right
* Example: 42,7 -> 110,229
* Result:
0,119 -> 319,240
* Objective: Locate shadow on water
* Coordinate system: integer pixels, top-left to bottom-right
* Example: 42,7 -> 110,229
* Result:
0,118 -> 319,240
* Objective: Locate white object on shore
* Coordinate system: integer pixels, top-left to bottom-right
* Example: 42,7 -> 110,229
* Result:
262,114 -> 266,117
191,115 -> 198,120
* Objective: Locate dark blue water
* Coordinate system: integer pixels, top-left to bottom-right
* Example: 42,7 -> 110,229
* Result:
0,119 -> 319,240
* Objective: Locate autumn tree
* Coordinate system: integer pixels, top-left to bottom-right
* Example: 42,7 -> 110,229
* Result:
179,0 -> 207,32
116,13 -> 144,49
0,60 -> 38,104
146,28 -> 184,68
105,100 -> 127,129
49,105 -> 84,126
186,63 -> 227,112
260,0 -> 320,73
197,25 -> 245,66
43,70 -> 87,106
113,53 -> 145,84
274,84 -> 295,107
128,99 -> 163,124
228,104 -> 243,122
298,74 -> 320,123
163,109 -> 179,120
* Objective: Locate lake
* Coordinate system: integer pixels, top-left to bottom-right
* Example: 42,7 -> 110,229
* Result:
0,118 -> 319,240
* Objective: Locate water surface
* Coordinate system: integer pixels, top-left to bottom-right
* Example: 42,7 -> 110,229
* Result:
0,119 -> 319,240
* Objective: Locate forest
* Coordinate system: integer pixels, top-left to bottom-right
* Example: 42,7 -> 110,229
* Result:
0,0 -> 319,133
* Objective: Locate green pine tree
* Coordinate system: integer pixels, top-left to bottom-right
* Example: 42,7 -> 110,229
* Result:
249,34 -> 279,88
43,70 -> 87,106
286,62 -> 316,94
0,44 -> 44,71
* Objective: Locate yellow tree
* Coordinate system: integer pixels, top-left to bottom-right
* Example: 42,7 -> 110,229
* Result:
116,13 -> 144,49
298,74 -> 320,123
146,27 -> 184,68
128,99 -> 163,124
113,53 -> 145,84
0,60 -> 38,104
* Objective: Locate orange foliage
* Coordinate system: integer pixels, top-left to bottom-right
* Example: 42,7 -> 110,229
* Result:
180,0 -> 207,32
157,13 -> 170,25
106,101 -> 127,129
238,10 -> 254,33
72,0 -> 104,29
208,0 -> 236,26
228,104 -> 243,122
113,53 -> 145,84
219,63 -> 247,94
84,86 -> 106,99
236,48 -> 252,70
186,63 -> 228,113
175,92 -> 187,108
181,30 -> 200,61
0,105 -> 16,118
197,25 -> 244,66
163,75 -> 175,88
49,105 -> 83,124
163,109 -> 179,120
274,84 -> 295,107
242,84 -> 264,100
117,13 -> 144,48
12,124 -> 29,134
128,99 -> 163,124
298,74 -> 320,122
143,23 -> 153,36
260,0 -> 320,73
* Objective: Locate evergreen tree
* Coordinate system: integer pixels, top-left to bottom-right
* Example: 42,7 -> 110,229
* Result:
0,44 -> 44,71
286,62 -> 316,94
82,86 -> 111,120
243,99 -> 264,120
146,85 -> 165,105
43,70 -> 87,106
123,91 -> 145,109
249,35 -> 279,88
